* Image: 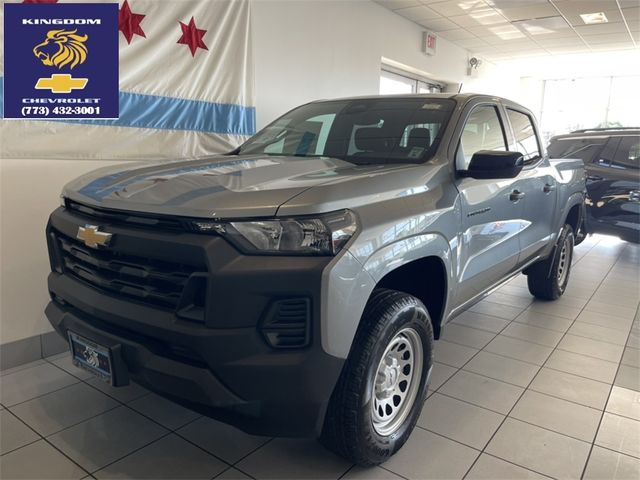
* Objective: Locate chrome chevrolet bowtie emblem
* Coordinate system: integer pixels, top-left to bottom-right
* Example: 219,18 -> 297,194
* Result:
77,225 -> 112,249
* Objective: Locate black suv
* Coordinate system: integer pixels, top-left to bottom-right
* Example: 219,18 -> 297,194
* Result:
548,128 -> 640,243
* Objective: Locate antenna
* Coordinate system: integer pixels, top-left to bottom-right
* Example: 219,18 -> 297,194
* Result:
458,83 -> 463,93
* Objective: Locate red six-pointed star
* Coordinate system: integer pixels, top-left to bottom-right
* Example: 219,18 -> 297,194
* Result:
119,0 -> 146,44
177,17 -> 208,57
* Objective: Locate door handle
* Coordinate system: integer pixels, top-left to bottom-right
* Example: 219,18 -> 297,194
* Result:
510,190 -> 525,202
543,183 -> 556,193
629,190 -> 640,202
587,175 -> 603,181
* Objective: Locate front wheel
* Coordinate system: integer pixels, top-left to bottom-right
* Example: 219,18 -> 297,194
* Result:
319,289 -> 434,466
527,224 -> 574,300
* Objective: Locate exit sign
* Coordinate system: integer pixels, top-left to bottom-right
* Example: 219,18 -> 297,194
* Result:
423,31 -> 437,56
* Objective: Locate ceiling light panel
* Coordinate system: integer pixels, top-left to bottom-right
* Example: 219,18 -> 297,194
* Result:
580,12 -> 609,24
449,10 -> 506,27
496,4 -> 559,21
513,15 -> 570,35
427,0 -> 488,17
489,24 -> 527,39
560,8 -> 623,26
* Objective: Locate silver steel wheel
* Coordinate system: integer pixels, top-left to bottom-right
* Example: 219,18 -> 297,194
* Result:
557,235 -> 572,286
371,327 -> 423,436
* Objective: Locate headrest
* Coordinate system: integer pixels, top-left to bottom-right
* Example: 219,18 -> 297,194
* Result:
407,128 -> 431,148
354,127 -> 387,152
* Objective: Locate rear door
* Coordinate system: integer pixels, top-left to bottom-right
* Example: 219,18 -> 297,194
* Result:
586,135 -> 640,242
453,103 -> 525,305
504,107 -> 557,263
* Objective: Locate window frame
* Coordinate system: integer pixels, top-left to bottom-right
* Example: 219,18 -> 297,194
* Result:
504,107 -> 543,167
454,103 -> 510,174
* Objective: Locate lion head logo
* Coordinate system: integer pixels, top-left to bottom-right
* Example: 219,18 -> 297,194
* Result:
33,29 -> 88,70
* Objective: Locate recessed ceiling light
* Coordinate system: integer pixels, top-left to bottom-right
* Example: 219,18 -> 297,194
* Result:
580,12 -> 608,24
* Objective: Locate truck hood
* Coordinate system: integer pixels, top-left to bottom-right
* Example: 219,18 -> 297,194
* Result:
63,154 -> 416,218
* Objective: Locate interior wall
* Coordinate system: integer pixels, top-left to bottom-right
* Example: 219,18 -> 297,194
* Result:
251,0 -> 471,128
0,160 -> 123,344
0,0 -> 474,346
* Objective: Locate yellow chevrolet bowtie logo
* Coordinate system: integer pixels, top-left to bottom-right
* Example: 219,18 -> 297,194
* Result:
77,225 -> 112,249
35,74 -> 88,94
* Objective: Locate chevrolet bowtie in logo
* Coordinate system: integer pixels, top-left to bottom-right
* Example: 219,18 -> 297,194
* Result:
4,3 -> 118,120
77,225 -> 113,249
36,74 -> 88,94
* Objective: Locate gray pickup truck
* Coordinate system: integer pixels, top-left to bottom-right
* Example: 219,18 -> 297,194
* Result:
45,94 -> 585,465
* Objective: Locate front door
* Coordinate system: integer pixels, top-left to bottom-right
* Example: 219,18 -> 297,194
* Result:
454,104 -> 525,305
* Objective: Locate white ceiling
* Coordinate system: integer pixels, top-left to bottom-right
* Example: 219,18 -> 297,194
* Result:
374,0 -> 640,61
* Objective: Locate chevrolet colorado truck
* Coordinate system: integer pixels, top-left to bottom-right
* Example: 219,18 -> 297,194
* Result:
45,94 -> 586,465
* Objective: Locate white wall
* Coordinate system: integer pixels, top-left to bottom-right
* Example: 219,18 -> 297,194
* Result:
1,160 -> 122,344
0,0 -> 475,346
251,0 -> 471,128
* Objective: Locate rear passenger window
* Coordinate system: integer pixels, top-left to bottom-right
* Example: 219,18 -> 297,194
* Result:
457,105 -> 507,170
611,137 -> 640,170
506,109 -> 540,165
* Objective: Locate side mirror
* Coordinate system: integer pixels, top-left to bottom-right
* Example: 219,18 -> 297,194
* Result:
462,150 -> 524,179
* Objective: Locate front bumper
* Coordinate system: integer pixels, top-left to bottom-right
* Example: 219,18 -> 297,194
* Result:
45,206 -> 345,437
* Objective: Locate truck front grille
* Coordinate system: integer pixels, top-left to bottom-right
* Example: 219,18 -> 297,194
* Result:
65,200 -> 186,231
55,231 -> 203,310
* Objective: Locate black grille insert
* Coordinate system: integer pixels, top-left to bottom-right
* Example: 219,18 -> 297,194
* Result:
261,298 -> 311,348
66,200 -> 186,231
56,231 -> 205,310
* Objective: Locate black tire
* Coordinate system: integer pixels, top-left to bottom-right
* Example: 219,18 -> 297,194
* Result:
527,224 -> 574,300
319,288 -> 434,466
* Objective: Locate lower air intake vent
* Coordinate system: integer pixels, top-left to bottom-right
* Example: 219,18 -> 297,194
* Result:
261,298 -> 311,349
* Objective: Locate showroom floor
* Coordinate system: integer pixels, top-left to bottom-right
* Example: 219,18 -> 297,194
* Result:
1,235 -> 639,480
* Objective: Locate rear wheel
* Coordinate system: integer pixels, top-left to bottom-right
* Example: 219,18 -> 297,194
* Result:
319,289 -> 433,466
527,224 -> 574,300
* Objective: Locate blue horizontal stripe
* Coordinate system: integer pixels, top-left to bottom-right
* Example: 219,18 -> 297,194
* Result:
0,76 -> 255,135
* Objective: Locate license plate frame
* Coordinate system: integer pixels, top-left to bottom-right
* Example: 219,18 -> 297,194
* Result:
68,331 -> 113,384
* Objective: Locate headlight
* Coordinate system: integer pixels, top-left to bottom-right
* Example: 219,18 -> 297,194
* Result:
193,210 -> 358,256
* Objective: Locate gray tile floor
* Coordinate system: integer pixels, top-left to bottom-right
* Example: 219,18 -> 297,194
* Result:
1,235 -> 639,480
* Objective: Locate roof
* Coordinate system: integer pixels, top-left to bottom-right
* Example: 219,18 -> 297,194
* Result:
551,128 -> 640,140
310,93 -> 503,103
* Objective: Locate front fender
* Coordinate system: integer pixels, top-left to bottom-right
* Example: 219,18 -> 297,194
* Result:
320,233 -> 453,359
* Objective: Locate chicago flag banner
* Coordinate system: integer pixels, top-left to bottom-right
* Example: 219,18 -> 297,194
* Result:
0,0 -> 255,159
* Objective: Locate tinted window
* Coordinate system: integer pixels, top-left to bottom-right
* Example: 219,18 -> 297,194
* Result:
457,105 -> 507,170
547,137 -> 608,163
238,99 -> 455,165
611,136 -> 640,170
506,109 -> 540,164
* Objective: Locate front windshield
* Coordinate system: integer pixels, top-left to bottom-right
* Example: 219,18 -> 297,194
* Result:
236,97 -> 456,164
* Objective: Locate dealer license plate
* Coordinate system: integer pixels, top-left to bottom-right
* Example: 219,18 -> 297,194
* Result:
68,332 -> 113,384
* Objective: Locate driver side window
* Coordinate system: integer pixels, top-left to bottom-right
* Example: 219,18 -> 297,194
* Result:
456,105 -> 507,170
